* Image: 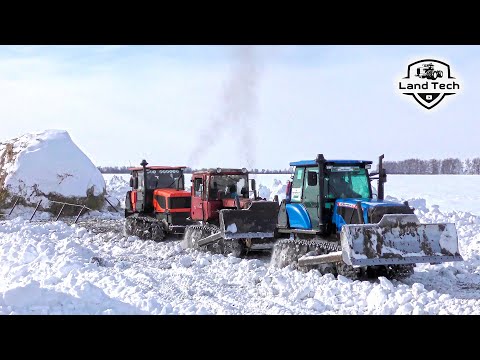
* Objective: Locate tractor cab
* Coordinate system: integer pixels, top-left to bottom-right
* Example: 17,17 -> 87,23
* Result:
278,154 -> 413,236
126,160 -> 191,220
189,168 -> 258,222
274,153 -> 462,271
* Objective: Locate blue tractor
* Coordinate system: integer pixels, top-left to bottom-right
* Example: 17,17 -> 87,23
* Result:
270,154 -> 463,279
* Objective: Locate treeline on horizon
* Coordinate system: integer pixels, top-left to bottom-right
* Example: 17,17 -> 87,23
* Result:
97,166 -> 293,174
98,158 -> 480,175
383,158 -> 480,174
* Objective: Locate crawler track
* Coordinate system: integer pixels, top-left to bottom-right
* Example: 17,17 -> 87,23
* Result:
183,224 -> 245,257
124,216 -> 165,241
270,238 -> 414,280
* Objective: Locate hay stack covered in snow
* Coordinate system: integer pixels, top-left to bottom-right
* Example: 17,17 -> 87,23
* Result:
0,129 -> 106,214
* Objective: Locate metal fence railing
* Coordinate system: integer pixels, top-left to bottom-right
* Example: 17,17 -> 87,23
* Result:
0,197 -> 19,218
0,195 -> 119,223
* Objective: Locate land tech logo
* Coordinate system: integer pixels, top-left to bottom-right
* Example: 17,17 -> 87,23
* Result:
398,59 -> 460,110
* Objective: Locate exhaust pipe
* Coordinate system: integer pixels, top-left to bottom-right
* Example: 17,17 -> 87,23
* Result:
378,154 -> 386,200
316,154 -> 326,235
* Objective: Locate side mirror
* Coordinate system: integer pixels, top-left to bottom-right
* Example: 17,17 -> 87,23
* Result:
307,171 -> 318,186
134,178 -> 139,189
129,177 -> 134,188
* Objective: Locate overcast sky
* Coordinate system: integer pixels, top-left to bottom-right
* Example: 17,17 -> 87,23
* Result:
0,45 -> 477,170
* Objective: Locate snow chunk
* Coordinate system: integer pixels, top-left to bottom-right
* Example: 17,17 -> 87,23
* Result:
226,223 -> 237,233
179,255 -> 193,268
198,257 -> 211,268
378,276 -> 395,292
366,286 -> 390,310
3,281 -> 42,307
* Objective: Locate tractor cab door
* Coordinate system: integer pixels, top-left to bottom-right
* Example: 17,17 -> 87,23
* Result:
191,176 -> 206,221
303,167 -> 321,230
135,171 -> 145,212
287,166 -> 318,230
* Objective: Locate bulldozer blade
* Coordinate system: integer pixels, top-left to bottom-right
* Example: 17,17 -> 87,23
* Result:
219,200 -> 280,240
340,214 -> 463,267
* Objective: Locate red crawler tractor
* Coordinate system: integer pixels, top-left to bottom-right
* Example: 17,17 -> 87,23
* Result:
124,160 -> 192,241
180,167 -> 280,256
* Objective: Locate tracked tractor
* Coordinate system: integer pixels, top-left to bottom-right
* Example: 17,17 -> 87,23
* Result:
270,154 -> 463,280
124,160 -> 192,241
180,168 -> 280,256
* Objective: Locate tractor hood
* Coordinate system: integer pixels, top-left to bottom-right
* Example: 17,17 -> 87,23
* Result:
336,198 -> 409,210
334,198 -> 415,226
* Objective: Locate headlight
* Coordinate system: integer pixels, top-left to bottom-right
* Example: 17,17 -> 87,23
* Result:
242,168 -> 247,173
216,168 -> 222,173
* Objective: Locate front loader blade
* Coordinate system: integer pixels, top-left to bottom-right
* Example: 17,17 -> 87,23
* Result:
340,214 -> 463,267
220,201 -> 280,239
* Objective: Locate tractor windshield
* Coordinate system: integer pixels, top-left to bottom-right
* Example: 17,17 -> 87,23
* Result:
326,166 -> 371,199
209,174 -> 248,200
146,169 -> 184,190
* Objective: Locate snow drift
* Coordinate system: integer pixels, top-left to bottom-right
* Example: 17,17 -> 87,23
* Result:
0,130 -> 106,213
0,197 -> 479,315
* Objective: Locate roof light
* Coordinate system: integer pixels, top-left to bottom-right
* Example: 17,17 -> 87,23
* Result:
242,168 -> 248,173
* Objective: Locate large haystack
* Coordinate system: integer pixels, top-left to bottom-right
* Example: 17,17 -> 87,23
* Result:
0,130 -> 106,215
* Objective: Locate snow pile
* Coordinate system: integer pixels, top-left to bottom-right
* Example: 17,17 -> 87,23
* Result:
1,197 -> 480,314
258,181 -> 286,201
0,130 -> 106,211
105,175 -> 130,209
250,174 -> 290,202
269,179 -> 287,202
257,184 -> 271,200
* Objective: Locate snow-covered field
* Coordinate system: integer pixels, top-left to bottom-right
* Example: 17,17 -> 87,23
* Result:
1,174 -> 480,315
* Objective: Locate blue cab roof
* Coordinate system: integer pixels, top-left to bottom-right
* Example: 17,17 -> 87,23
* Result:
290,159 -> 373,167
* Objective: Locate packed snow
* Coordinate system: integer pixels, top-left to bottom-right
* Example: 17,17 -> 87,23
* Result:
1,174 -> 480,315
0,129 -> 105,204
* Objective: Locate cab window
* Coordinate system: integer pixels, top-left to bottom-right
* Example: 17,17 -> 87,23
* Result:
290,167 -> 304,202
303,167 -> 318,205
194,178 -> 203,198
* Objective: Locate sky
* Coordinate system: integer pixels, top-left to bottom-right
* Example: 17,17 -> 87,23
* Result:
0,45 -> 478,170
0,174 -> 479,315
